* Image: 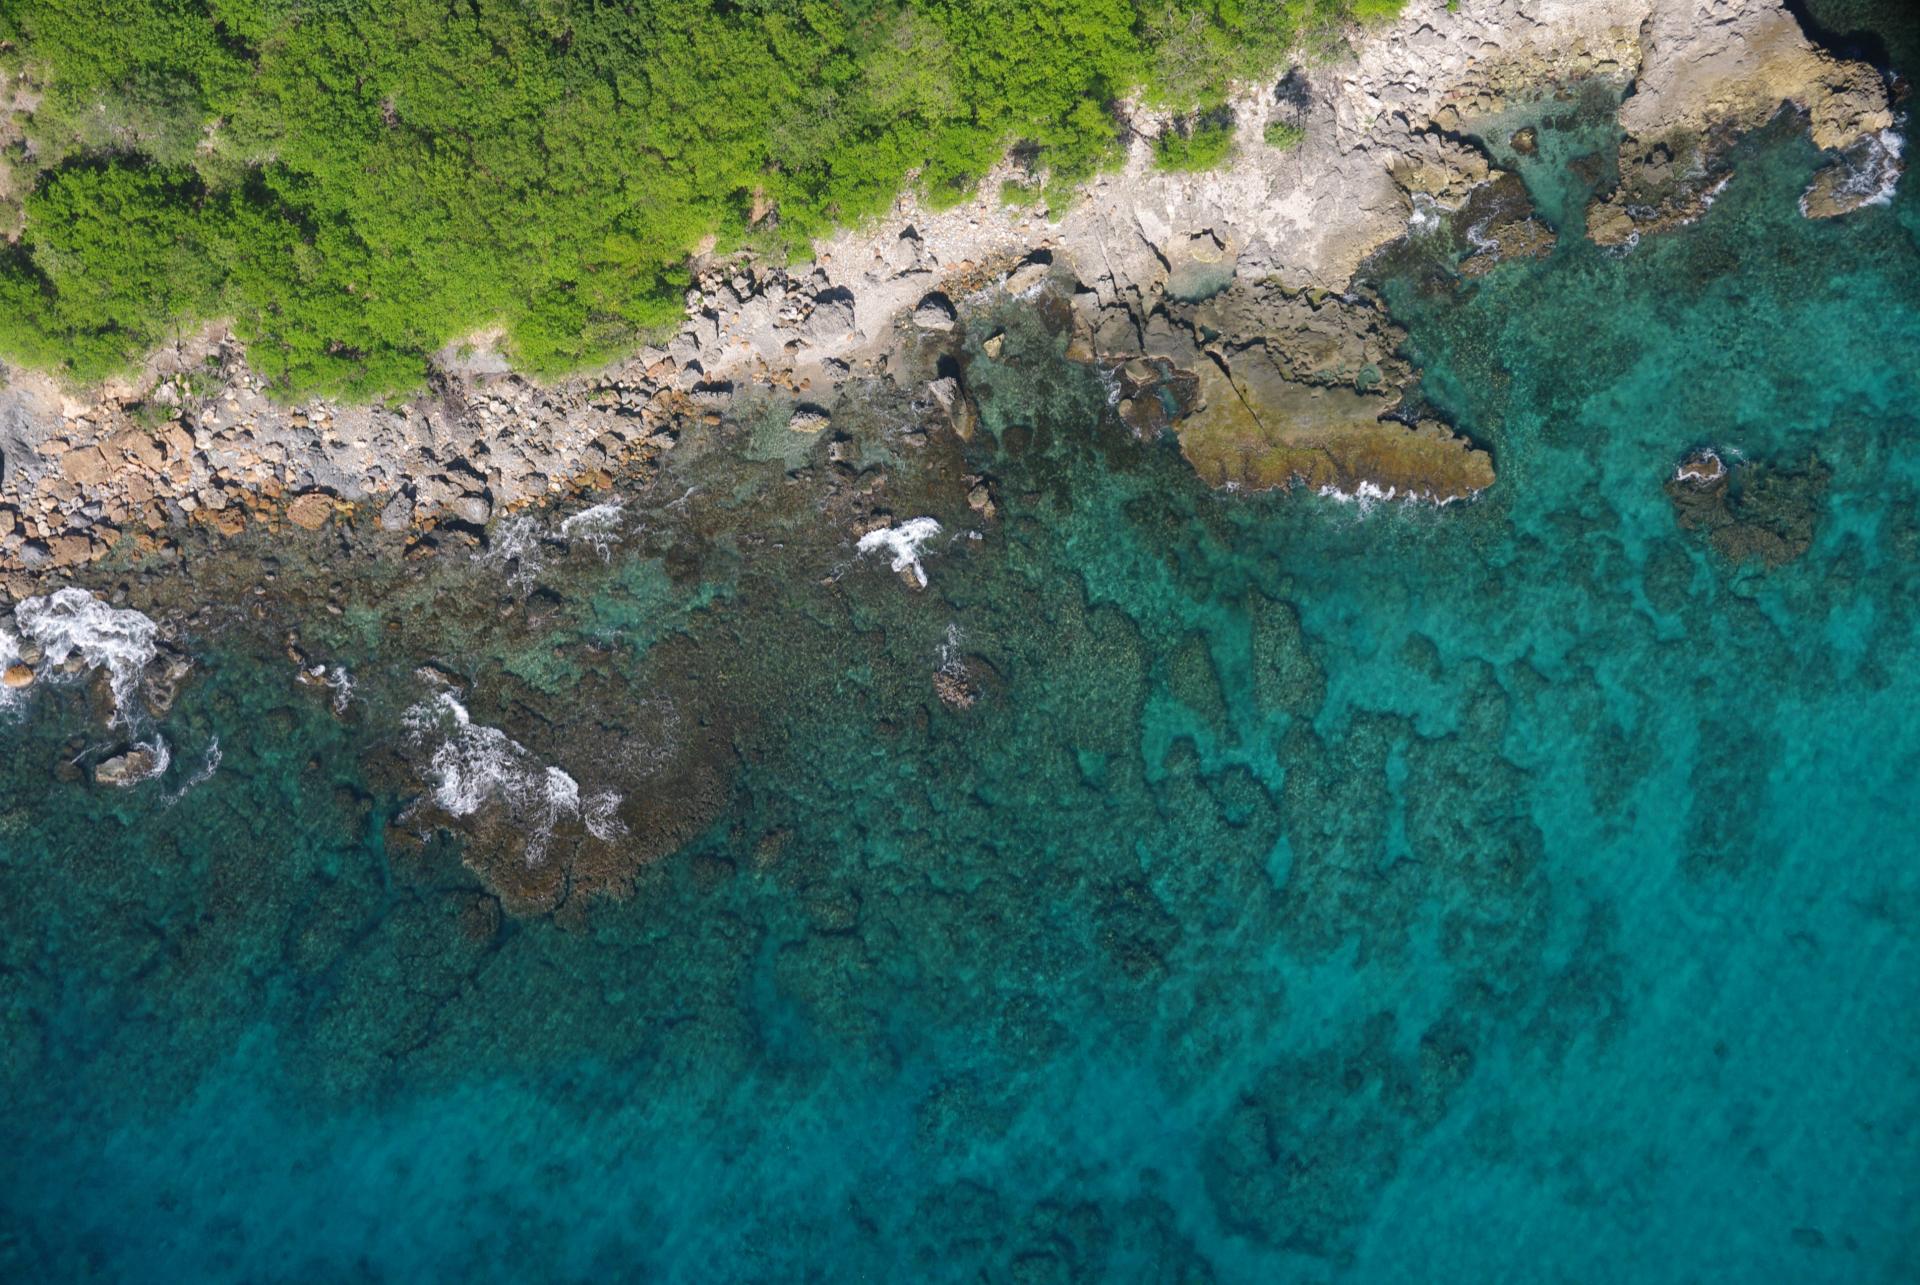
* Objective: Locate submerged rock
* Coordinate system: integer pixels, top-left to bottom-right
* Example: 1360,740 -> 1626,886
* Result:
1666,448 -> 1829,567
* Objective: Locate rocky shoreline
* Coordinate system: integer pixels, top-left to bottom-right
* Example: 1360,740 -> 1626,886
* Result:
0,0 -> 1900,598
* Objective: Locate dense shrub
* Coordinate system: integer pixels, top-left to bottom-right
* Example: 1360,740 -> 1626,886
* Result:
1263,120 -> 1307,149
0,0 -> 1404,396
1154,108 -> 1238,172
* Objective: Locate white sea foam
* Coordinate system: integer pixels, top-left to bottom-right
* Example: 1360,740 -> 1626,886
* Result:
113,735 -> 172,786
857,517 -> 943,588
326,667 -> 354,715
13,588 -> 161,726
1674,449 -> 1726,485
404,691 -> 622,864
559,500 -> 627,560
937,621 -> 966,675
584,789 -> 628,842
475,514 -> 547,591
1407,193 -> 1447,237
478,501 -> 630,588
1465,215 -> 1498,255
1314,480 -> 1463,514
0,626 -> 22,714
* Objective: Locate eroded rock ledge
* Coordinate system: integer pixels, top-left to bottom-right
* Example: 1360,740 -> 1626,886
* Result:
0,0 -> 1898,593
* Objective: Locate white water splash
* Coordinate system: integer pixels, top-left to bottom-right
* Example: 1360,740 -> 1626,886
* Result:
1407,193 -> 1447,237
326,667 -> 354,715
1314,480 -> 1463,514
478,501 -> 630,588
559,500 -> 627,560
857,517 -> 943,588
403,691 -> 622,865
1674,449 -> 1727,486
0,627 -> 22,714
12,588 -> 161,726
111,736 -> 172,786
584,790 -> 628,842
475,514 -> 547,591
938,621 -> 967,676
1801,125 -> 1906,217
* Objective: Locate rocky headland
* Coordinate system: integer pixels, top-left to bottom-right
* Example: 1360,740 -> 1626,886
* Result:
0,0 -> 1900,598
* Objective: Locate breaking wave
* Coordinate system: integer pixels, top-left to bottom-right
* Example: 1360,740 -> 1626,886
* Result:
11,588 -> 162,726
558,501 -> 627,560
1314,479 -> 1464,514
403,690 -> 623,865
857,517 -> 943,588
478,500 -> 632,589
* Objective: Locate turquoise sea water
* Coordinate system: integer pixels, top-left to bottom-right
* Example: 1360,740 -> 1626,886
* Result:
4,40 -> 1920,1285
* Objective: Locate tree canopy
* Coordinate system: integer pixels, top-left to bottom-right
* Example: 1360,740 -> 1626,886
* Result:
0,0 -> 1402,397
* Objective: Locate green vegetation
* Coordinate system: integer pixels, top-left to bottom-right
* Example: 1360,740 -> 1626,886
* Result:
999,179 -> 1046,208
0,0 -> 1404,397
1154,107 -> 1237,172
1263,120 -> 1307,149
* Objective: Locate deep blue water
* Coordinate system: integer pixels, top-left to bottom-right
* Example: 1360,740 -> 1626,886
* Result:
3,61 -> 1919,1285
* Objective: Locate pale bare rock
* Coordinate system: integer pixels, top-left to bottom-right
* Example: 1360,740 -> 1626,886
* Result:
1593,0 -> 1898,240
1617,0 -> 1890,150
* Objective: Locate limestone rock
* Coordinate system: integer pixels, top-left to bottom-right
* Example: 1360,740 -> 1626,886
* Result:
1801,131 -> 1904,220
378,491 -> 416,532
926,377 -> 976,440
788,406 -> 832,434
446,494 -> 493,526
804,289 -> 858,340
913,293 -> 957,332
286,491 -> 334,531
95,747 -> 160,787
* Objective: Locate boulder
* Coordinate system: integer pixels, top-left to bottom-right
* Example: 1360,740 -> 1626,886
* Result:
286,491 -> 334,530
913,292 -> 957,332
95,747 -> 160,787
804,289 -> 858,340
927,377 -> 976,441
59,446 -> 111,488
378,491 -> 416,531
446,494 -> 493,526
2,663 -> 32,690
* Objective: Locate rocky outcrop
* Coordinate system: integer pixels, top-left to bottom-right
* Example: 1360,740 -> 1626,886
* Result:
1095,272 -> 1494,502
1587,0 -> 1898,243
94,745 -> 161,787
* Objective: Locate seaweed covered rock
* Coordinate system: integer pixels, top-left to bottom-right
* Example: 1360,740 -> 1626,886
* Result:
1666,447 -> 1830,567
